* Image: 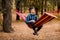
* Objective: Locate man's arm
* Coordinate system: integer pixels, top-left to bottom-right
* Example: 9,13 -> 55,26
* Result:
35,15 -> 38,21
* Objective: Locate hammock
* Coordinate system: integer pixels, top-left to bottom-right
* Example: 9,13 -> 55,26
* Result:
16,10 -> 57,28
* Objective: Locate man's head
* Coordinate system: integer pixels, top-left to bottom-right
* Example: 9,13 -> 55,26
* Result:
29,7 -> 36,14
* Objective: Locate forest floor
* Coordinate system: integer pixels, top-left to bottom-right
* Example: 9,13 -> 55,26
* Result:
0,13 -> 60,40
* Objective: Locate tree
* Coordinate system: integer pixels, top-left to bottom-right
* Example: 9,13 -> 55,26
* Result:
57,0 -> 60,12
0,0 -> 2,11
41,0 -> 44,15
2,0 -> 13,32
16,1 -> 20,20
44,0 -> 47,12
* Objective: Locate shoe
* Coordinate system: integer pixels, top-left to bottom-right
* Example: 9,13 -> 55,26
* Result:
33,32 -> 38,36
33,30 -> 38,35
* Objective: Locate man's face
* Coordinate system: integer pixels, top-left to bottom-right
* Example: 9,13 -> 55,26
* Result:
30,8 -> 36,14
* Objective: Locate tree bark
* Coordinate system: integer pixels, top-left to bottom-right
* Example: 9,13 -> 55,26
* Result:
2,0 -> 13,32
41,0 -> 44,15
16,1 -> 20,20
44,0 -> 47,12
58,1 -> 60,12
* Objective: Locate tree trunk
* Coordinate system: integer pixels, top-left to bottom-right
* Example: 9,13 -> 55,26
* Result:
44,0 -> 47,12
58,1 -> 60,12
2,0 -> 13,32
41,0 -> 44,15
16,1 -> 20,20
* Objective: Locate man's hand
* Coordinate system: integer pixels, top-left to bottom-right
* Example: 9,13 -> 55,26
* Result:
30,20 -> 35,23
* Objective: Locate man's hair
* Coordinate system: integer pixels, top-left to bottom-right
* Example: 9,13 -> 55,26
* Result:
29,7 -> 36,13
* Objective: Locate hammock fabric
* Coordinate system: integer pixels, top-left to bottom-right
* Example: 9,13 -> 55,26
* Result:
16,10 -> 57,28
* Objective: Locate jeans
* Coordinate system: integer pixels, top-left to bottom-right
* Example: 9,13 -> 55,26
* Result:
26,22 -> 43,32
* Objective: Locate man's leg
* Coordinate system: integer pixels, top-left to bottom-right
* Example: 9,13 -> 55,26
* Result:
29,22 -> 37,35
37,25 -> 43,32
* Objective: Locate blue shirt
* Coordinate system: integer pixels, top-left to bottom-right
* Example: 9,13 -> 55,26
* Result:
25,13 -> 38,23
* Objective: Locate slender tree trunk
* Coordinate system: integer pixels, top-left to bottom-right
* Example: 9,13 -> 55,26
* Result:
2,0 -> 13,32
41,0 -> 44,15
58,1 -> 60,13
16,1 -> 20,20
44,0 -> 47,12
